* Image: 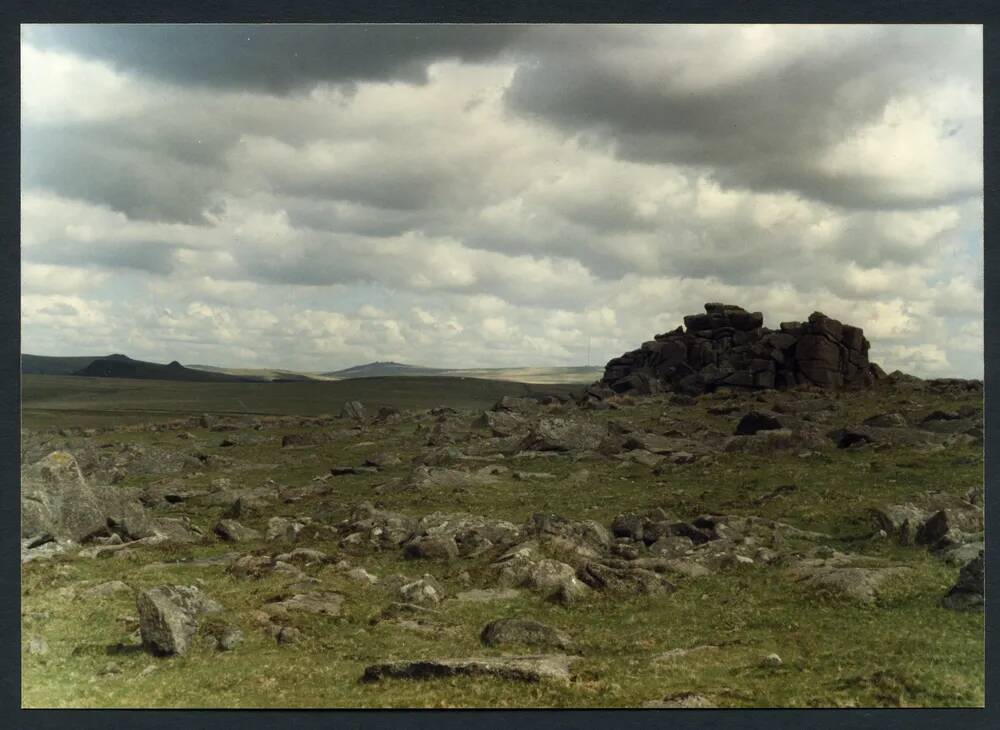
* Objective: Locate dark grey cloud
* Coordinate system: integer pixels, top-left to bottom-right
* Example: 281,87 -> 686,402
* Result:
22,125 -> 223,224
26,24 -> 524,94
26,234 -> 180,275
505,25 -> 981,210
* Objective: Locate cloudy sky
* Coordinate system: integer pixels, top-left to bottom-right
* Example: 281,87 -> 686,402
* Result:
21,24 -> 983,376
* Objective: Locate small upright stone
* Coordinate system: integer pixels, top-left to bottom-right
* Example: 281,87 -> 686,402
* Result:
340,401 -> 367,421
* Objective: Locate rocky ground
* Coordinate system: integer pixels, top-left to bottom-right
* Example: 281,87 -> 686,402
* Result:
20,375 -> 984,708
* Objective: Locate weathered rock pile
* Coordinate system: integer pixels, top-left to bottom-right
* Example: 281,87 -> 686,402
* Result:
597,303 -> 886,397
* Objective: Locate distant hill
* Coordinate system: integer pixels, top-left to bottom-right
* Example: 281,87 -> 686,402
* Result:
73,357 -> 258,383
21,353 -> 130,376
24,354 -> 601,385
327,361 -> 602,384
187,364 -> 329,382
324,361 -> 446,378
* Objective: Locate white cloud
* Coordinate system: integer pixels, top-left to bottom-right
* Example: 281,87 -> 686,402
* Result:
18,27 -> 984,378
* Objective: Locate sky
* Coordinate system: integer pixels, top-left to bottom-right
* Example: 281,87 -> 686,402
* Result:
20,24 -> 983,377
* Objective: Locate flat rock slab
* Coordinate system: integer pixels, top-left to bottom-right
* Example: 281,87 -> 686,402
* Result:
786,554 -> 910,604
142,552 -> 241,570
453,589 -> 522,603
362,654 -> 580,683
262,591 -> 344,617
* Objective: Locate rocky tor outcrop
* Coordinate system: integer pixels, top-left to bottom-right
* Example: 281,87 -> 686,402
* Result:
597,303 -> 885,397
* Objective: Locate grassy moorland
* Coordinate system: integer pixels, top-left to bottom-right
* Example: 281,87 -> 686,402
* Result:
20,376 -> 983,708
21,374 -> 584,428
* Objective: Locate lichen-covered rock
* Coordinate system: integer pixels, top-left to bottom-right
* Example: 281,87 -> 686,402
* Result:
398,576 -> 446,606
480,618 -> 572,651
402,535 -> 459,561
519,419 -> 610,452
213,519 -> 262,543
137,585 -> 222,656
785,554 -> 910,604
576,561 -> 675,595
872,504 -> 929,546
262,591 -> 344,617
21,451 -> 126,543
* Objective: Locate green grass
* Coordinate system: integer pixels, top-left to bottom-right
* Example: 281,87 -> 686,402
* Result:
21,380 -> 984,707
21,374 -> 583,429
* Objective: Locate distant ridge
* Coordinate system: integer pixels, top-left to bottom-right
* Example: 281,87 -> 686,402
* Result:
23,354 -> 602,385
327,361 -> 602,384
73,356 -> 258,383
21,353 -> 130,376
188,364 -> 324,382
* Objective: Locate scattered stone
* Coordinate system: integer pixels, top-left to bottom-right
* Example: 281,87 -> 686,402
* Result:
454,588 -> 522,603
99,661 -> 123,676
275,547 -> 329,565
941,551 -> 984,611
403,535 -> 460,561
474,410 -> 527,438
873,504 -> 929,546
262,591 -> 344,617
786,554 -> 909,604
735,411 -> 783,436
576,561 -> 675,595
480,618 -> 572,651
938,541 -> 984,567
227,554 -> 277,580
27,636 -> 48,656
373,602 -> 443,625
217,626 -> 244,651
21,451 -> 141,543
362,654 -> 580,683
213,519 -> 262,543
863,412 -> 907,428
760,653 -> 783,668
520,418 -> 609,452
341,401 -> 367,421
275,626 -> 302,645
829,428 -> 875,449
921,409 -> 961,423
266,517 -> 306,542
81,580 -> 131,599
136,585 -> 223,656
346,567 -> 380,585
917,508 -> 983,547
364,452 -> 402,468
513,470 -> 556,481
643,692 -> 716,708
398,576 -> 446,606
281,432 -> 331,448
331,465 -> 379,476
